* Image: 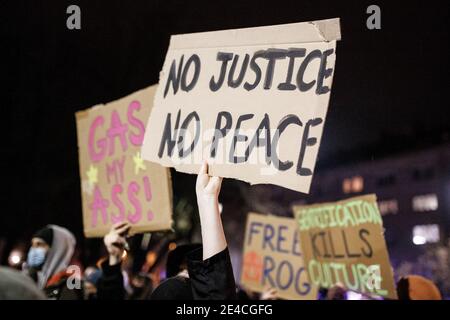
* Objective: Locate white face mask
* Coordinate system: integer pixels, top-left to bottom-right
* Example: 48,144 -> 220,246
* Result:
27,247 -> 47,268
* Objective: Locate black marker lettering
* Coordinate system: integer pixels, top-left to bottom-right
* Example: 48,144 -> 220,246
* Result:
210,52 -> 233,92
262,49 -> 287,90
180,54 -> 201,92
316,48 -> 334,95
297,49 -> 322,92
271,115 -> 302,171
228,54 -> 250,88
297,117 -> 323,176
177,111 -> 200,158
210,111 -> 232,158
229,114 -> 254,163
278,48 -> 306,90
158,110 -> 181,157
163,55 -> 184,98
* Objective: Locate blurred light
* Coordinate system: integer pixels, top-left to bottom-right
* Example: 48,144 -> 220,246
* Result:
176,218 -> 191,231
122,250 -> 128,259
218,202 -> 223,214
412,194 -> 438,212
146,251 -> 156,266
8,250 -> 23,266
140,233 -> 152,250
342,178 -> 352,194
168,242 -> 177,251
412,224 -> 440,245
347,291 -> 363,300
413,235 -> 426,245
96,257 -> 107,269
342,176 -> 364,194
352,176 -> 364,192
378,199 -> 398,216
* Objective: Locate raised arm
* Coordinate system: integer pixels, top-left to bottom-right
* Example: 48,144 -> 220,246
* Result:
97,222 -> 130,300
196,161 -> 227,260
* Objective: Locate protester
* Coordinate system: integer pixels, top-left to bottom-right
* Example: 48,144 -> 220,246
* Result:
0,267 -> 46,300
397,275 -> 442,300
23,224 -> 81,299
98,161 -> 236,300
325,284 -> 348,300
83,267 -> 102,300
129,272 -> 154,300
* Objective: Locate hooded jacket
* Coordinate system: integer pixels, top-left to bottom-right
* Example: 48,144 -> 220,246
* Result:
34,225 -> 76,289
24,225 -> 80,299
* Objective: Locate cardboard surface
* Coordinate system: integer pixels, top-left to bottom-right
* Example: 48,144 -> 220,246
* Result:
293,194 -> 398,299
142,18 -> 341,193
75,85 -> 173,237
241,213 -> 318,300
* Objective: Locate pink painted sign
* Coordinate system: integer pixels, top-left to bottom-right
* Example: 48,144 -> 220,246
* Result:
76,85 -> 173,237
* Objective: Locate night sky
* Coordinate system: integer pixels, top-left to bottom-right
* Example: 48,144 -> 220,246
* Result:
2,0 -> 449,247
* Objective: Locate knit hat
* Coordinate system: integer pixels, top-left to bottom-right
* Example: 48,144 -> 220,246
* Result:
397,275 -> 442,300
33,226 -> 54,247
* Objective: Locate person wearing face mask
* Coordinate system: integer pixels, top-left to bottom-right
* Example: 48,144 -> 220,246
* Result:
24,225 -> 82,299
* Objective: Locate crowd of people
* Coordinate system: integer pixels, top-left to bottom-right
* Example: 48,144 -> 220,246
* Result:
0,162 -> 444,300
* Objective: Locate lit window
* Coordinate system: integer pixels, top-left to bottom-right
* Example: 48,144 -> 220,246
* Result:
342,176 -> 364,194
412,224 -> 440,245
352,176 -> 364,192
412,194 -> 438,212
378,199 -> 398,216
343,178 -> 352,193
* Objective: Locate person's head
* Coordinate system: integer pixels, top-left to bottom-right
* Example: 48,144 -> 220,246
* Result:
397,275 -> 442,300
130,273 -> 153,300
326,284 -> 347,300
150,276 -> 193,300
26,225 -> 76,289
165,243 -> 201,278
150,243 -> 202,300
27,226 -> 53,269
83,268 -> 102,300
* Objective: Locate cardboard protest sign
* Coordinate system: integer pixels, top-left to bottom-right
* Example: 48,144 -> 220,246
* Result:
293,195 -> 397,299
75,85 -> 173,237
142,18 -> 341,193
241,213 -> 318,300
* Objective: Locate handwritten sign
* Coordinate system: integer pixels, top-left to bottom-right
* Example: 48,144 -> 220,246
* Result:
293,195 -> 397,299
142,18 -> 341,193
75,85 -> 173,237
241,213 -> 318,300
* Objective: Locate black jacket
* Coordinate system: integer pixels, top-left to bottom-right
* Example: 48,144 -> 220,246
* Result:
97,247 -> 236,300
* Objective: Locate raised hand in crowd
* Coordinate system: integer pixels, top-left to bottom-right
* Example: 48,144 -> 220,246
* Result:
103,222 -> 131,266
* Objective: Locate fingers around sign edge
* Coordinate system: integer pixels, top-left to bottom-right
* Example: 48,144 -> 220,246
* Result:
116,224 -> 131,236
199,160 -> 208,175
113,221 -> 129,230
